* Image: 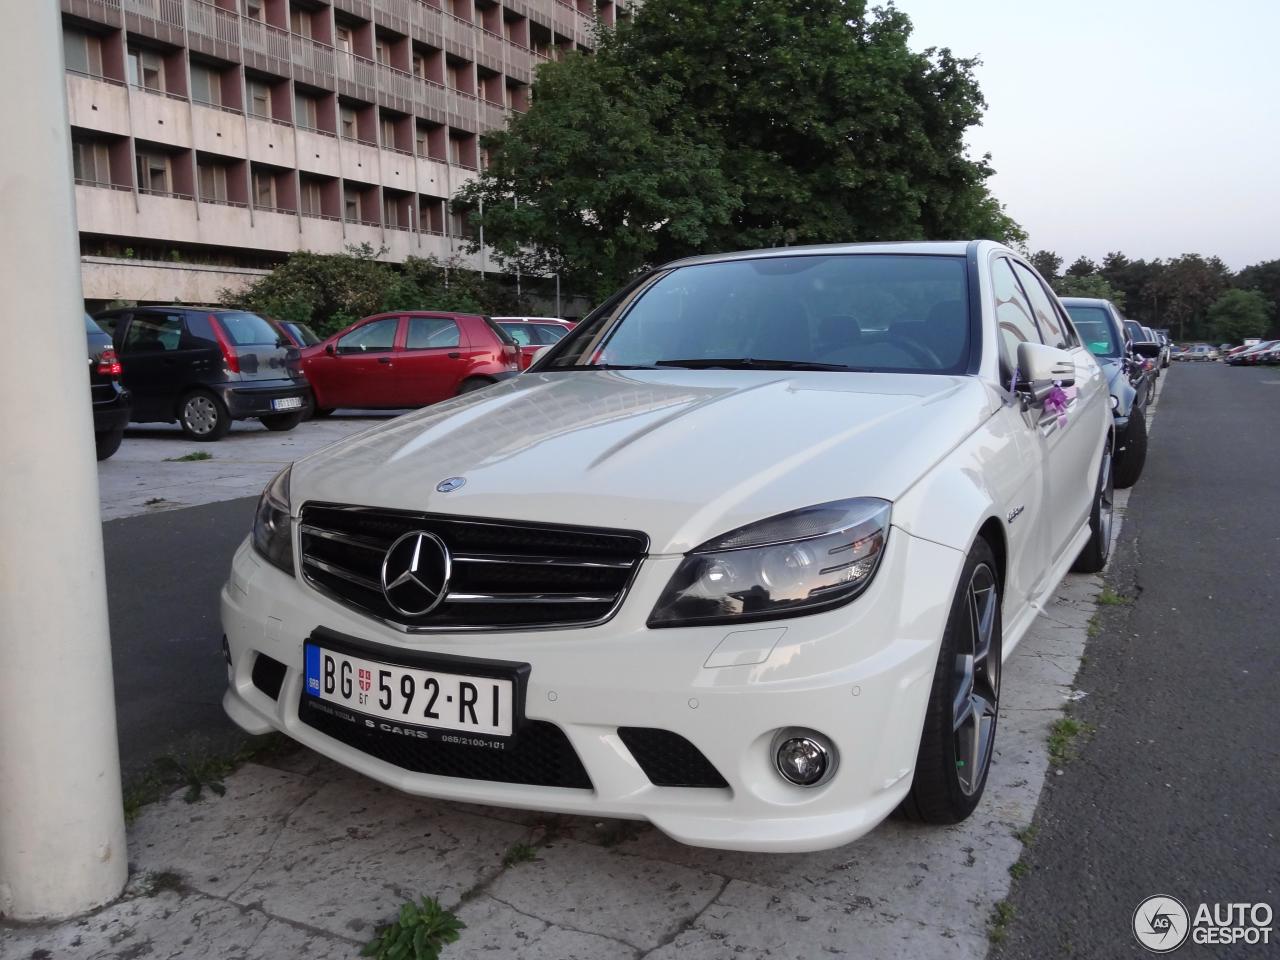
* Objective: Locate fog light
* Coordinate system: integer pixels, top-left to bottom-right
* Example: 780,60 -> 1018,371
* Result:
773,729 -> 836,786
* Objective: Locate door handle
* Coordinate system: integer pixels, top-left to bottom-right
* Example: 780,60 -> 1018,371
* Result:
378,357 -> 392,364
448,352 -> 461,359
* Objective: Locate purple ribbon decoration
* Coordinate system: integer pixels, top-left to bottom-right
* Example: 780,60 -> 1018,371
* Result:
1043,381 -> 1071,427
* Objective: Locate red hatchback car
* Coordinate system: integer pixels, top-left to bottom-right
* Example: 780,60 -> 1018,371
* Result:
301,311 -> 520,415
494,317 -> 575,370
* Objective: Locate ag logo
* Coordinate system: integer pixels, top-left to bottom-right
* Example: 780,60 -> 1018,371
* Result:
1133,895 -> 1190,953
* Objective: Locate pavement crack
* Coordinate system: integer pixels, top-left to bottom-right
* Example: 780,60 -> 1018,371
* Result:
220,780 -> 327,904
484,893 -> 643,956
637,874 -> 732,959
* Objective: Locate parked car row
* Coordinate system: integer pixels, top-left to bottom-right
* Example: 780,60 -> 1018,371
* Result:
1062,298 -> 1163,489
1224,340 -> 1280,365
224,240 -> 1132,852
83,304 -> 570,449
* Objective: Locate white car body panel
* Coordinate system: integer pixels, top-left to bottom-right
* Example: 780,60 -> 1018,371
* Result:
222,240 -> 1110,851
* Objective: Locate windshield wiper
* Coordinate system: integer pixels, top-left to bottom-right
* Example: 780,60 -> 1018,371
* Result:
653,358 -> 852,371
549,363 -> 660,371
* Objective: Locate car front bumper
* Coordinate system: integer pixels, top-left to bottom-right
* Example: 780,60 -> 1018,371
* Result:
221,524 -> 965,852
216,379 -> 313,419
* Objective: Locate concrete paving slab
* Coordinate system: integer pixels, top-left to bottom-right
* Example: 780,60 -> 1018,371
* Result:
98,413 -> 401,521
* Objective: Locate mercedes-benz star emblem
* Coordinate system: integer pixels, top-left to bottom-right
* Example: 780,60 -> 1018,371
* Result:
436,477 -> 466,493
380,530 -> 451,617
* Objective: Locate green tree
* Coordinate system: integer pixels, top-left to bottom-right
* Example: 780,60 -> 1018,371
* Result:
1207,288 -> 1272,343
1029,250 -> 1062,281
222,248 -> 521,335
1151,254 -> 1232,340
1065,256 -> 1098,277
1052,273 -> 1125,307
458,0 -> 1023,301
1234,259 -> 1280,336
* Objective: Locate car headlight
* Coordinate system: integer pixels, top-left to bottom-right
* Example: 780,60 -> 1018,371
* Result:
251,465 -> 294,575
648,498 -> 891,627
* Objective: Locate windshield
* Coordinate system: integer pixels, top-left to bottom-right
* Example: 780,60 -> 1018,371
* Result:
1064,305 -> 1121,358
285,322 -> 321,345
547,254 -> 972,374
217,311 -> 279,346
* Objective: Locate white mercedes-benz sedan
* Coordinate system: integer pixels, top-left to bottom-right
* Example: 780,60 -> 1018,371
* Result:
221,241 -> 1112,852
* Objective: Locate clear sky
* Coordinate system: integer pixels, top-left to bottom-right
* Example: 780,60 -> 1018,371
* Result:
896,0 -> 1279,270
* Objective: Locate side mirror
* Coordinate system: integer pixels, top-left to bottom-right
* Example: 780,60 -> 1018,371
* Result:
1130,341 -> 1161,359
1016,341 -> 1075,392
325,342 -> 336,356
530,345 -> 552,367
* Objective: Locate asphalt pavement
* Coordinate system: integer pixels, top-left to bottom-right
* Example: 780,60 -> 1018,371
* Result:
995,362 -> 1280,958
104,496 -> 256,773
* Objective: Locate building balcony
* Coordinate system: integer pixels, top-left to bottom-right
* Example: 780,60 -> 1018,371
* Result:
66,72 -> 131,137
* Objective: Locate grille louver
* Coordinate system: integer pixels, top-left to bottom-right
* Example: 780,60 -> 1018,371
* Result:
299,503 -> 648,631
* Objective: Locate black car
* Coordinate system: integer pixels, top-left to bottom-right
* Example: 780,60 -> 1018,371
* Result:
93,306 -> 311,441
1062,297 -> 1150,488
86,313 -> 131,460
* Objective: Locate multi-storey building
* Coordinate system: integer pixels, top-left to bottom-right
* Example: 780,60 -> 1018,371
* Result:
60,0 -> 631,308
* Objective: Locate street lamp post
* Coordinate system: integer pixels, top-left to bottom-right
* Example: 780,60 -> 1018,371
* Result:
0,1 -> 128,920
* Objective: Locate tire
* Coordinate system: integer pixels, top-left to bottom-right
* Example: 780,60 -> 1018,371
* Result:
899,538 -> 1002,824
95,426 -> 125,461
260,411 -> 303,432
1072,435 -> 1114,573
457,377 -> 495,395
178,389 -> 230,441
1112,412 -> 1147,489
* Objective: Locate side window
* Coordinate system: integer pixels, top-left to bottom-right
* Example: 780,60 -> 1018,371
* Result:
122,313 -> 183,352
535,324 -> 568,345
501,323 -> 533,346
95,313 -> 124,339
184,312 -> 216,343
405,317 -> 461,350
1011,262 -> 1070,350
991,258 -> 1042,372
336,316 -> 398,354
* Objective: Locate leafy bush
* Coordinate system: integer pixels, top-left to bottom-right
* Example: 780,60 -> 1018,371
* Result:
363,897 -> 465,960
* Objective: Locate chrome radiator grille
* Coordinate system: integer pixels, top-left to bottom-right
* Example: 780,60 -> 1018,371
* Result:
299,503 -> 648,631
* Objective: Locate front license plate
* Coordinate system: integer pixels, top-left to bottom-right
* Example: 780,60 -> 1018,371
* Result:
304,644 -> 514,737
272,396 -> 303,411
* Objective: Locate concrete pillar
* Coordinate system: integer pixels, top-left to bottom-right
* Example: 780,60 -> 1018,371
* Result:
0,1 -> 128,921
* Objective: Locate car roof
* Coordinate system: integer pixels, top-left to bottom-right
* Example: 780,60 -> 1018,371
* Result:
660,239 -> 986,270
1059,297 -> 1115,308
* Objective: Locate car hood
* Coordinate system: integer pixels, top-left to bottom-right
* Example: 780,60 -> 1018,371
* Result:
291,370 -> 996,555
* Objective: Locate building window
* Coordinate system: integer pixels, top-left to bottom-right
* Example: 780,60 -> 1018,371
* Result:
63,27 -> 103,77
412,53 -> 428,79
300,179 -> 323,216
383,195 -> 400,229
190,63 -> 221,107
376,40 -> 391,65
252,170 -> 276,209
127,48 -> 164,92
343,186 -> 360,221
243,0 -> 264,22
73,140 -> 111,185
289,6 -> 311,38
248,80 -> 271,119
340,105 -> 358,139
415,126 -> 427,156
135,151 -> 171,194
381,117 -> 397,150
335,25 -> 352,54
295,91 -> 318,130
198,161 -> 228,203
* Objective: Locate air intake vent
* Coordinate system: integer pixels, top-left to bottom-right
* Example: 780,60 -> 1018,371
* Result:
617,727 -> 728,788
251,652 -> 287,700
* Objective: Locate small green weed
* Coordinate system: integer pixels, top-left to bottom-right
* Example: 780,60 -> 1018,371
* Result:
1008,859 -> 1029,880
502,842 -> 537,867
363,897 -> 464,960
1014,824 -> 1039,846
989,900 -> 1015,944
1048,717 -> 1094,766
164,451 -> 212,462
1096,586 -> 1129,606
